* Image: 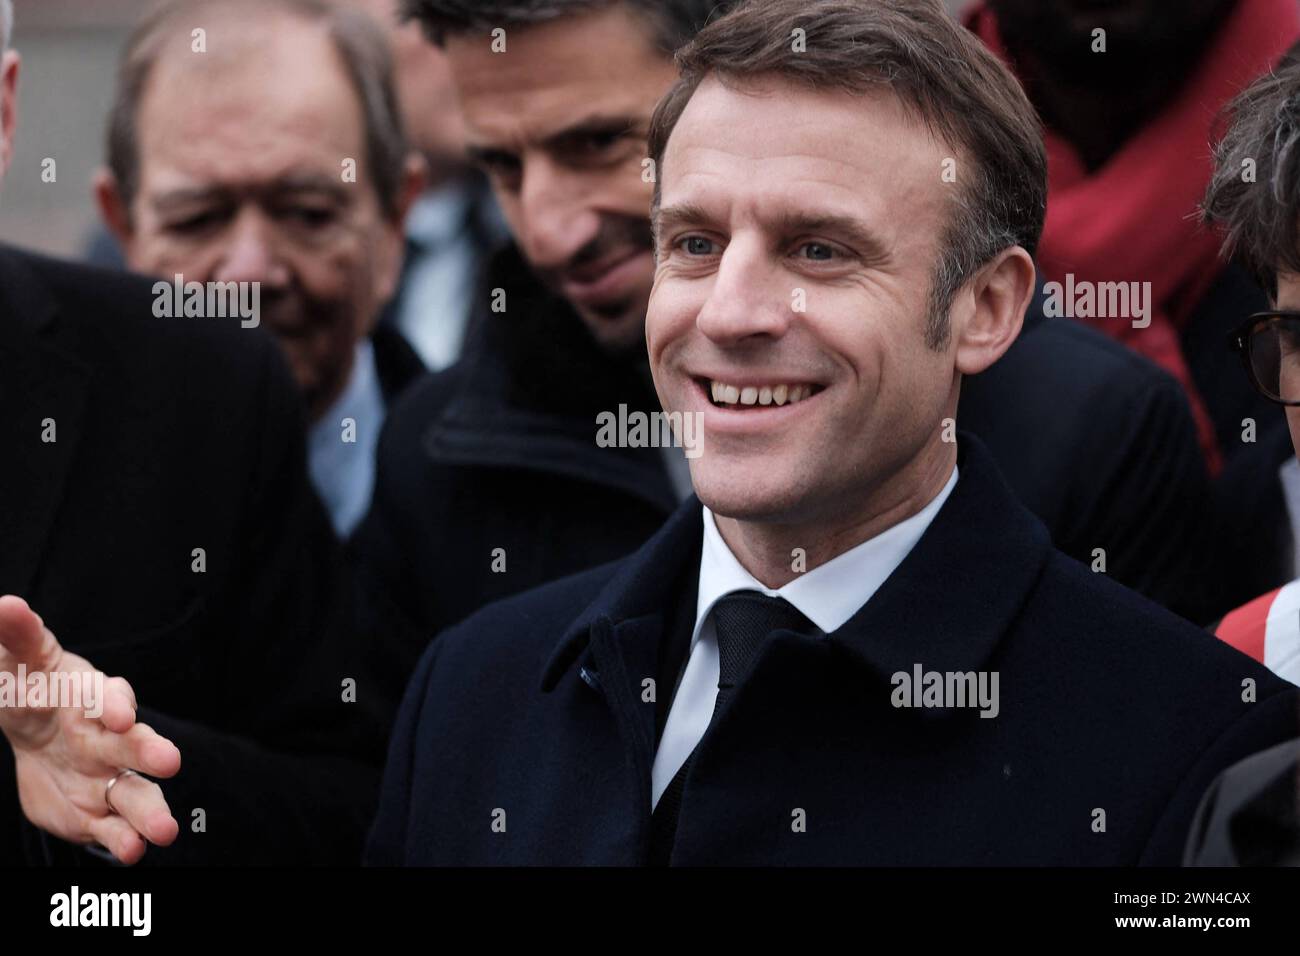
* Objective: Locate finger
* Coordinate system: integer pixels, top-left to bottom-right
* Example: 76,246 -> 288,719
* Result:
90,722 -> 181,779
99,677 -> 137,734
0,595 -> 57,667
87,812 -> 147,865
106,773 -> 179,847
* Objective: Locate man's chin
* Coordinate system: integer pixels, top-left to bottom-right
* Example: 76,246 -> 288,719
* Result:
693,469 -> 808,524
577,305 -> 647,355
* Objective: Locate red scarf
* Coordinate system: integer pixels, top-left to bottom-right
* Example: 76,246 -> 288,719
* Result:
967,0 -> 1300,474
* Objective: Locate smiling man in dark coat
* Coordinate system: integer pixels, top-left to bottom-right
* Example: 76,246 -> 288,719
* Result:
353,0 -> 1226,706
367,0 -> 1300,866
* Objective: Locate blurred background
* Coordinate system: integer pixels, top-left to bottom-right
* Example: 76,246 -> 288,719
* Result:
0,0 -> 973,257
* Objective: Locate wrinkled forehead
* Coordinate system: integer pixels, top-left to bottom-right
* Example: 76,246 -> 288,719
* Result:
657,75 -> 953,241
136,17 -> 366,192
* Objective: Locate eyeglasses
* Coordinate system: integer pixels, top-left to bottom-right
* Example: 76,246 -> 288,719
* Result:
1230,311 -> 1300,405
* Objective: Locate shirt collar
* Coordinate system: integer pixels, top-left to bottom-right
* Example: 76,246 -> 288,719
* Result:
694,464 -> 958,642
405,187 -> 472,249
308,339 -> 385,536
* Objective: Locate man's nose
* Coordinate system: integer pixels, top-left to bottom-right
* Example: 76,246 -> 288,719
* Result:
695,239 -> 794,345
516,157 -> 600,273
212,210 -> 290,287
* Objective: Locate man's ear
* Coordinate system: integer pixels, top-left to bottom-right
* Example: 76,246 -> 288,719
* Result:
93,167 -> 134,247
952,245 -> 1036,376
368,152 -> 427,332
0,50 -> 21,181
399,150 -> 428,221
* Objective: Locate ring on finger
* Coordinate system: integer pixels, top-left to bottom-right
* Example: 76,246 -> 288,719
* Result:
104,769 -> 138,814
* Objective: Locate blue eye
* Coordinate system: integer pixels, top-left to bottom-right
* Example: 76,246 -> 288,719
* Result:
801,242 -> 835,261
679,236 -> 715,256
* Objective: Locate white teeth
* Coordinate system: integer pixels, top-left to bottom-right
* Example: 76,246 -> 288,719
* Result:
706,379 -> 816,407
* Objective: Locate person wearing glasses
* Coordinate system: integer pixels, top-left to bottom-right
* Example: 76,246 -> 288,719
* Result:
1185,56 -> 1300,861
1204,42 -> 1300,687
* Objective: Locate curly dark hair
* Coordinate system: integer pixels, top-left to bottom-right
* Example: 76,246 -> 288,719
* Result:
1204,40 -> 1300,299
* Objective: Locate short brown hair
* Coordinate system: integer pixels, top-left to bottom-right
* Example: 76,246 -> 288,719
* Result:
1204,40 -> 1300,299
107,0 -> 408,220
401,0 -> 731,55
647,0 -> 1047,347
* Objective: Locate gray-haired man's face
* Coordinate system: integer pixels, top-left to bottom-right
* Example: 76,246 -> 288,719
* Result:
444,4 -> 677,354
105,16 -> 406,421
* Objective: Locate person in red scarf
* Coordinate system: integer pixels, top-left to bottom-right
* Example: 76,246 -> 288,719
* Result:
968,0 -> 1300,477
969,0 -> 1300,614
1202,41 -> 1300,684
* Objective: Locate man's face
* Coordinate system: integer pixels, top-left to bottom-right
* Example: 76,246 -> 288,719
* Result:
648,77 -> 960,528
444,5 -> 677,352
111,16 -> 404,419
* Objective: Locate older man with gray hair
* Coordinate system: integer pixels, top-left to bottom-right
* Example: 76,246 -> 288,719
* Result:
95,0 -> 427,539
0,0 -> 387,865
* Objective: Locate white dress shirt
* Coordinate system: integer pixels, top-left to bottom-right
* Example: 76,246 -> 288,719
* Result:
394,189 -> 480,372
650,465 -> 959,809
308,339 -> 385,539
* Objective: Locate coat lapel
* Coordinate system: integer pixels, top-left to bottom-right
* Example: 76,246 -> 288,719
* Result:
541,498 -> 704,768
824,435 -> 1053,696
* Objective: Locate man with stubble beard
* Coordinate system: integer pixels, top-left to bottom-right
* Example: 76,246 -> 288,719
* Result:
350,1 -> 725,683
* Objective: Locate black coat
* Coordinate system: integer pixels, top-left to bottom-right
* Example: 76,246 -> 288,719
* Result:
370,320 -> 426,411
1184,738 -> 1300,866
963,282 -> 1220,621
0,246 -> 388,865
351,245 -> 677,686
367,435 -> 1299,865
1181,262 -> 1294,610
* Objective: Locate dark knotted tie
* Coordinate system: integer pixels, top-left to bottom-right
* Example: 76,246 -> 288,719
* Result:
648,591 -> 814,865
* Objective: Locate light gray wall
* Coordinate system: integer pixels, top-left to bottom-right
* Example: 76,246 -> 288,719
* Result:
0,0 -> 141,257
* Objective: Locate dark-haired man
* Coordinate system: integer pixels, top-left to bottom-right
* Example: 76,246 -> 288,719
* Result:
354,0 -> 1220,691
1184,41 -> 1300,867
1209,42 -> 1300,688
369,0 -> 1298,866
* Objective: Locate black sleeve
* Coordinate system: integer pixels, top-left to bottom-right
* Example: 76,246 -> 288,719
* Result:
145,337 -> 392,863
347,397 -> 440,698
1068,371 -> 1219,623
1141,688 -> 1300,865
43,337 -> 394,865
364,634 -> 442,866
